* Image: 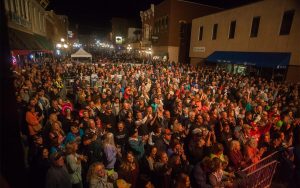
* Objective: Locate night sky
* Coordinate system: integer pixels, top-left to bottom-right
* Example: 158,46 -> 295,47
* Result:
47,0 -> 259,36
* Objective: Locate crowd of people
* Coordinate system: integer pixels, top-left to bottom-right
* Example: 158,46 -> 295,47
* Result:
12,55 -> 300,188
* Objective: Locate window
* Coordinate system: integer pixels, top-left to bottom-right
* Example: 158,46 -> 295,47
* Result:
280,10 -> 295,35
229,20 -> 236,39
212,24 -> 218,40
198,26 -> 203,40
250,16 -> 260,37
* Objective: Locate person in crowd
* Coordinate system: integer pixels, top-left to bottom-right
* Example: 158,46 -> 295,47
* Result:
65,142 -> 87,188
103,132 -> 119,171
208,157 -> 234,188
118,151 -> 139,188
87,162 -> 117,188
153,151 -> 172,188
128,128 -> 145,160
228,140 -> 247,171
45,152 -> 72,188
175,173 -> 191,188
192,157 -> 212,188
244,138 -> 266,164
65,122 -> 84,144
26,105 -> 43,137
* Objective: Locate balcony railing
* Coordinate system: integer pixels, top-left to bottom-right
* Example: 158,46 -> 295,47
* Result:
8,11 -> 31,29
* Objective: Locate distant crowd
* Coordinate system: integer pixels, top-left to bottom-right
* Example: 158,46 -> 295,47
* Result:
12,55 -> 300,188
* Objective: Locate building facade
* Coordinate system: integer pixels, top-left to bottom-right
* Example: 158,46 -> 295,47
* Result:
4,0 -> 68,53
140,4 -> 155,52
45,10 -> 69,47
189,0 -> 300,81
140,0 -> 221,63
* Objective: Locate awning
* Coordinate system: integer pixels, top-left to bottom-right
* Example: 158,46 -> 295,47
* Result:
206,51 -> 290,69
8,28 -> 40,50
33,34 -> 53,50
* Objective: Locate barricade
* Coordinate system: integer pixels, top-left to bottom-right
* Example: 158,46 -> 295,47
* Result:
241,147 -> 293,175
237,160 -> 278,188
241,151 -> 279,175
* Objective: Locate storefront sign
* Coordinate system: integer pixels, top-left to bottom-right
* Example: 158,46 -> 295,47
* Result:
193,47 -> 205,52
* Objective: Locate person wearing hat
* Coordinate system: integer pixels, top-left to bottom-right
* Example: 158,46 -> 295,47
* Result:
100,105 -> 117,133
65,122 -> 84,144
45,152 -> 72,188
128,127 -> 145,160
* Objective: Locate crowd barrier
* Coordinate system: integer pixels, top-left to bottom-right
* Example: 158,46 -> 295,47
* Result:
241,147 -> 293,175
236,147 -> 294,188
237,160 -> 278,188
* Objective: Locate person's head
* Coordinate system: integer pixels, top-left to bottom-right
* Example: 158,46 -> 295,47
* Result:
212,143 -> 224,155
223,122 -> 230,133
42,148 -> 49,159
230,140 -> 241,152
123,101 -> 130,110
201,157 -> 212,171
263,133 -> 271,143
242,124 -> 252,135
146,106 -> 153,114
196,114 -> 204,125
83,110 -> 89,118
173,123 -> 184,133
245,111 -> 253,120
50,152 -> 64,167
189,111 -> 196,121
129,127 -> 138,138
103,132 -> 115,146
164,110 -> 171,119
175,173 -> 191,188
158,152 -> 168,164
51,121 -> 61,132
149,146 -> 158,158
248,138 -> 258,148
87,162 -> 106,181
136,111 -> 143,120
105,105 -> 112,114
117,121 -> 125,132
88,119 -> 96,129
170,154 -> 181,166
164,128 -> 172,141
65,142 -> 78,155
126,151 -> 135,163
70,123 -> 79,134
51,99 -> 59,108
210,157 -> 223,172
49,113 -> 58,122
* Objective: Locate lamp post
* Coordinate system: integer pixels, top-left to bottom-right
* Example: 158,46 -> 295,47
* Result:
56,38 -> 69,59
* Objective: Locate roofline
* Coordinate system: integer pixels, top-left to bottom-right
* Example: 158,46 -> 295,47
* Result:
191,0 -> 264,21
177,0 -> 224,10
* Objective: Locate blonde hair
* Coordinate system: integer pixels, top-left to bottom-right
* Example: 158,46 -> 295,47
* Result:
86,162 -> 105,182
230,140 -> 240,151
103,132 -> 116,147
65,142 -> 76,155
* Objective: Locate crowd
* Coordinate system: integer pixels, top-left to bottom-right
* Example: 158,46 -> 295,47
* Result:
12,56 -> 300,188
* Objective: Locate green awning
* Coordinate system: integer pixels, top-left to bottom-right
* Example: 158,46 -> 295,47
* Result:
8,28 -> 40,50
33,34 -> 53,50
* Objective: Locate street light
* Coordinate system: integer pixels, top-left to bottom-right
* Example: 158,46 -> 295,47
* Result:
61,38 -> 65,42
56,43 -> 62,48
63,44 -> 68,48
